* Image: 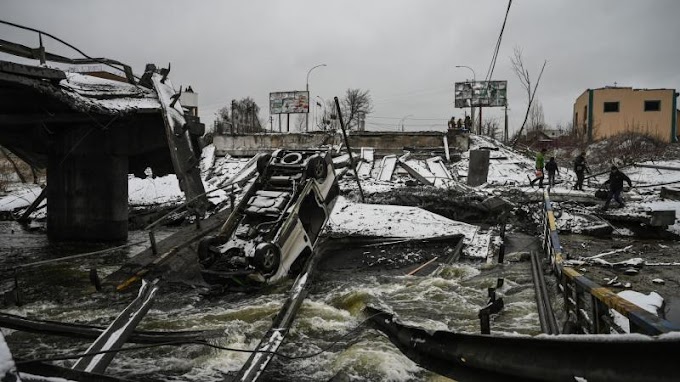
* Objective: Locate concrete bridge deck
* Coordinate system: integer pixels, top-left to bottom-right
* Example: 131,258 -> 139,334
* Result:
0,60 -> 206,241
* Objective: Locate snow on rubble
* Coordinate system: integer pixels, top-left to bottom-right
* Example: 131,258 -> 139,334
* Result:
612,290 -> 665,333
326,196 -> 490,259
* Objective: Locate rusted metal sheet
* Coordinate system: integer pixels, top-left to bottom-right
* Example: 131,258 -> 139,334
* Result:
151,72 -> 208,216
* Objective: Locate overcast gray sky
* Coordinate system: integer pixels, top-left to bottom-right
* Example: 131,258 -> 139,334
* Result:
2,0 -> 679,134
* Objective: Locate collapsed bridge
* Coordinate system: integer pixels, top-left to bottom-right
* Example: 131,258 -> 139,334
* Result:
0,20 -> 207,241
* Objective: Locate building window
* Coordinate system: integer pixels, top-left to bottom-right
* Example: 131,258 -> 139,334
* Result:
644,100 -> 661,111
603,101 -> 619,113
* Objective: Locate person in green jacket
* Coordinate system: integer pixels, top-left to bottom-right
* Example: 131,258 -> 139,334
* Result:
530,148 -> 547,188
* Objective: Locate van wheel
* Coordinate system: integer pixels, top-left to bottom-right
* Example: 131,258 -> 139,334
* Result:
254,242 -> 281,276
282,152 -> 303,165
198,235 -> 219,267
306,156 -> 327,179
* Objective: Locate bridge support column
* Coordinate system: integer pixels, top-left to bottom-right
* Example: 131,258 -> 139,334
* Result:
47,125 -> 128,241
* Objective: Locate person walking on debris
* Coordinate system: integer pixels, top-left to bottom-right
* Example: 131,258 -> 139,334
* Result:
529,148 -> 547,188
456,118 -> 463,129
545,157 -> 559,187
603,165 -> 632,210
573,151 -> 590,190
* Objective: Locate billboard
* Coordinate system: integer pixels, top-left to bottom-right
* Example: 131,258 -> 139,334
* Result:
454,80 -> 507,108
269,91 -> 309,114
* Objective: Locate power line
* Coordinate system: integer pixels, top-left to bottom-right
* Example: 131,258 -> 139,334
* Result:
366,116 -> 448,121
372,87 -> 451,104
484,0 -> 513,82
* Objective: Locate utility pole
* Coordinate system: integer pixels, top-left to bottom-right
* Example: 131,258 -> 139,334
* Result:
504,103 -> 509,143
478,106 -> 483,135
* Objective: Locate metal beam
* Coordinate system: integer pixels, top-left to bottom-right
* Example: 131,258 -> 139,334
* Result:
0,311 -> 214,344
367,306 -> 680,382
72,279 -> 159,373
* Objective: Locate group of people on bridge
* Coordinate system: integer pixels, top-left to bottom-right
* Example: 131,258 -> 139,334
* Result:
529,148 -> 632,210
447,116 -> 472,131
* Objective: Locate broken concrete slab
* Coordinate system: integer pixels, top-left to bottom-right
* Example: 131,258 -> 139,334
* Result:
480,196 -> 514,214
660,187 -> 680,201
356,147 -> 374,178
426,156 -> 453,180
397,159 -> 434,186
467,150 -> 490,187
649,210 -> 676,227
378,155 -> 397,182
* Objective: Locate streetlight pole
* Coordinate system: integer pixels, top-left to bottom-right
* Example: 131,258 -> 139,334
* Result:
306,64 -> 327,132
399,114 -> 413,132
455,65 -> 477,133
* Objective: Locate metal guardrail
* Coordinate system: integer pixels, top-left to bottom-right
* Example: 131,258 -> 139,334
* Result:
541,188 -> 679,335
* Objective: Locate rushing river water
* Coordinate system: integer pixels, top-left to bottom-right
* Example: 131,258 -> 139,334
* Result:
1,221 -> 542,381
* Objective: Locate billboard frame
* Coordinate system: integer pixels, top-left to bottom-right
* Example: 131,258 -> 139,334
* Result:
269,91 -> 310,115
454,80 -> 507,108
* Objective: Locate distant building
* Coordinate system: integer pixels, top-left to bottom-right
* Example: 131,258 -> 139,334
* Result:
543,128 -> 565,139
573,87 -> 679,143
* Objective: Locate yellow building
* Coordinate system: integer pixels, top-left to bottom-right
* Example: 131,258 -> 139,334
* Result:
573,87 -> 679,142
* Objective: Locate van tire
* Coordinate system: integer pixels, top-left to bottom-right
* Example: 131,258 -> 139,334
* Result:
254,242 -> 281,276
306,156 -> 327,179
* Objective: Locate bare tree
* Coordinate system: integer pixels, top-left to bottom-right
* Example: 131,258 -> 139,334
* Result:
510,46 -> 547,146
511,47 -> 532,104
214,106 -> 231,134
294,114 -> 306,132
0,146 -> 27,183
342,88 -> 373,129
483,118 -> 501,140
528,101 -> 545,132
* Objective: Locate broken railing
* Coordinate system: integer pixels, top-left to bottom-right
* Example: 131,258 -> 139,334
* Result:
541,188 -> 679,335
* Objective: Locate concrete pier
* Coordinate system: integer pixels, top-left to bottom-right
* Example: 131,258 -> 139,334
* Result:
47,125 -> 129,241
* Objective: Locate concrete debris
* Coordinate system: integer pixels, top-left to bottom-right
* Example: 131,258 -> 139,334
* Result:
377,155 -> 397,182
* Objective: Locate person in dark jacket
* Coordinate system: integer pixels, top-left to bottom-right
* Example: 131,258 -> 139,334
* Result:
545,157 -> 559,187
603,166 -> 632,210
530,148 -> 547,188
573,151 -> 590,191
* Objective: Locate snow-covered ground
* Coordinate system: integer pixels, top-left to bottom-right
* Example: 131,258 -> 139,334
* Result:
327,196 -> 490,259
0,183 -> 42,212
